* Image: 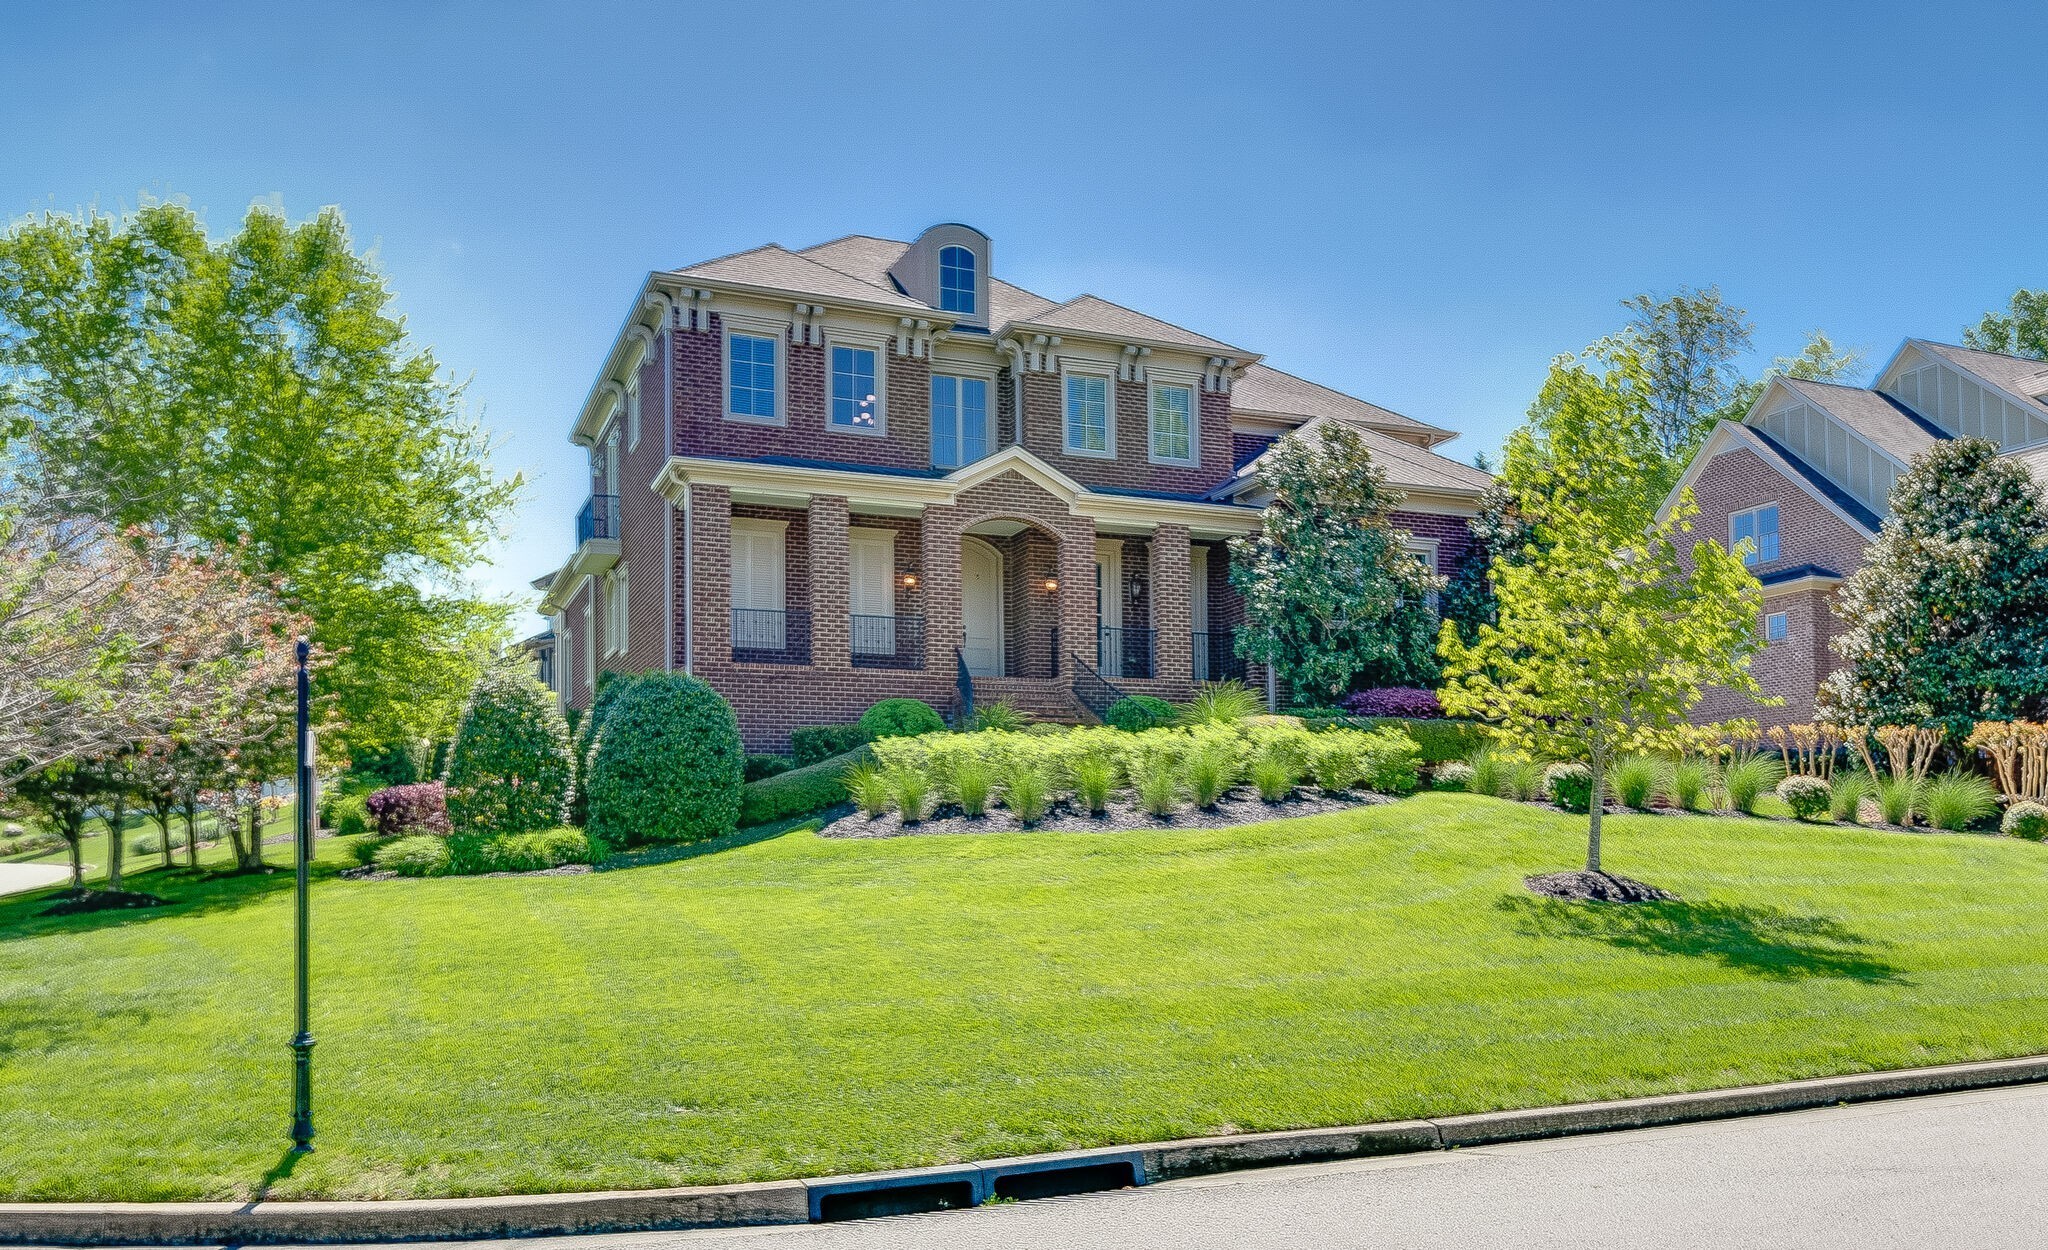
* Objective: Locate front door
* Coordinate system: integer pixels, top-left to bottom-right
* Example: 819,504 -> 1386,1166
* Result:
961,539 -> 1004,677
849,529 -> 896,657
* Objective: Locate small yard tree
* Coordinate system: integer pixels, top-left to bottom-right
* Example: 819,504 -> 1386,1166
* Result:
1228,422 -> 1445,702
1822,439 -> 2048,735
1440,344 -> 1767,879
442,663 -> 576,835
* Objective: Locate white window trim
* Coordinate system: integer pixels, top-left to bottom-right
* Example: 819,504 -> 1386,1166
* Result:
1729,501 -> 1781,565
1764,611 -> 1789,644
723,324 -> 785,426
625,380 -> 642,452
1061,363 -> 1117,460
929,366 -> 998,469
824,332 -> 889,438
1146,378 -> 1199,467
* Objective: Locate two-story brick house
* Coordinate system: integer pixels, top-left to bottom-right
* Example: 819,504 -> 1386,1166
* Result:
533,224 -> 1491,750
1668,338 -> 2048,727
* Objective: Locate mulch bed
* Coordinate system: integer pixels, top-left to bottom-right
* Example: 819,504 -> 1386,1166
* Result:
340,864 -> 593,882
40,888 -> 170,916
1525,870 -> 1676,903
822,787 -> 1388,840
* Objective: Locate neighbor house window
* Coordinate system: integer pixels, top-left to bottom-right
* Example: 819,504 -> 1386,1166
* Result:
930,374 -> 989,469
727,332 -> 779,421
829,345 -> 881,432
1065,374 -> 1111,455
1730,504 -> 1779,565
939,245 -> 976,314
1149,383 -> 1195,464
1765,611 -> 1789,643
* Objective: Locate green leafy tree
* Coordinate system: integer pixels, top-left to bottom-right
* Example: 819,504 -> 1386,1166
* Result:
1228,422 -> 1445,703
0,200 -> 519,756
1822,439 -> 2048,736
1441,348 -> 1767,874
1622,285 -> 1754,461
1439,482 -> 1522,643
1964,288 -> 2048,361
443,663 -> 576,836
1711,330 -> 1867,426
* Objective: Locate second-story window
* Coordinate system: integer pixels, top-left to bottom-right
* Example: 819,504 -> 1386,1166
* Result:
830,345 -> 881,432
1065,374 -> 1111,456
939,245 -> 976,315
1731,504 -> 1780,565
931,374 -> 989,469
1149,383 -> 1195,464
728,332 -> 779,421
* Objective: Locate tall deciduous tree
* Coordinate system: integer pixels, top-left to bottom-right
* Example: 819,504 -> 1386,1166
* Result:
1710,330 -> 1867,425
1965,288 -> 2048,362
1441,344 -> 1766,874
1822,439 -> 2048,736
1622,285 -> 1754,462
1228,422 -> 1445,703
0,200 -> 519,754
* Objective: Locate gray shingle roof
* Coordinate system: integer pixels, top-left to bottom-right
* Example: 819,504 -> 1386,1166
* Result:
1216,417 -> 1491,500
1779,377 -> 1946,462
797,235 -> 1058,324
671,244 -> 927,310
1231,363 -> 1452,442
1006,293 -> 1252,357
1918,341 -> 2048,413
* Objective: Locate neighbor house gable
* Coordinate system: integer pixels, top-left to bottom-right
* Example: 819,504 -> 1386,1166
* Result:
1661,419 -> 1879,549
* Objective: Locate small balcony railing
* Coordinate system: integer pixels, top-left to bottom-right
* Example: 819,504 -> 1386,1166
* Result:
851,614 -> 925,670
1192,630 -> 1245,682
576,494 -> 620,545
732,608 -> 811,665
1096,626 -> 1155,680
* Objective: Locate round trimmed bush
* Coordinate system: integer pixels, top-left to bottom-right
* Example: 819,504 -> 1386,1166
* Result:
1545,762 -> 1593,813
1105,695 -> 1176,732
858,698 -> 945,740
2000,801 -> 2048,841
443,664 -> 576,836
587,673 -> 744,848
374,834 -> 450,877
1432,761 -> 1475,792
1776,775 -> 1832,822
569,671 -> 637,825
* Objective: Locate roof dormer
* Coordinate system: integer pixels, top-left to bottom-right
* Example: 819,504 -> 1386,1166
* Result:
889,223 -> 992,330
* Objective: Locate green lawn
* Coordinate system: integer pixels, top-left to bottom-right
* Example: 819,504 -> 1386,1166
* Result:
4,792 -> 2047,1202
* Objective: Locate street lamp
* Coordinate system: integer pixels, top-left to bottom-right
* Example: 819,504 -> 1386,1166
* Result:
290,636 -> 316,1153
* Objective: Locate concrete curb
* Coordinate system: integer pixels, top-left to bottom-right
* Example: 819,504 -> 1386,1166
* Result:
6,1053 -> 2047,1245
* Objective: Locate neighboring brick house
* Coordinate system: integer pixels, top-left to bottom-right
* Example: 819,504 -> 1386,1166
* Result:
1668,339 -> 2048,726
532,223 -> 1492,750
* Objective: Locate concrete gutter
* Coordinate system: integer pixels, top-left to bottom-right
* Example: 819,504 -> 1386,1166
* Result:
6,1053 -> 2046,1245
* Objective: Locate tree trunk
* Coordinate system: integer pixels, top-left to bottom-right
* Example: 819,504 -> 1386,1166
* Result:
245,798 -> 265,871
1586,737 -> 1606,875
223,804 -> 249,866
106,797 -> 127,892
65,831 -> 83,890
183,804 -> 200,870
155,811 -> 175,870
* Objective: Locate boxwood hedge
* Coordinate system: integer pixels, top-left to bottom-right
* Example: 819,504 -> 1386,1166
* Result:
739,744 -> 874,826
586,673 -> 744,847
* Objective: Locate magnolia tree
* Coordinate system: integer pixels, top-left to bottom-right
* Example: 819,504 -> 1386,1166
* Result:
1228,422 -> 1445,703
1439,341 -> 1767,876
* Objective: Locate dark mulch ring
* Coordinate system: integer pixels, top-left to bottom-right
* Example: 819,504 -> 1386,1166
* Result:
823,787 -> 1391,840
339,864 -> 593,882
40,888 -> 171,916
1525,870 -> 1676,904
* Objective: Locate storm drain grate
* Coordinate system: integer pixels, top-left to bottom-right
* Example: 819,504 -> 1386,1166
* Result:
989,1159 -> 1140,1201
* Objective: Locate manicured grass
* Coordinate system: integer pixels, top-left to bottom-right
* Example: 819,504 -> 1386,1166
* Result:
4,793 -> 2048,1201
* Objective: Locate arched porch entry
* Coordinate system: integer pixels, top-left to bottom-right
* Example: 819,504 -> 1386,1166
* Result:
959,517 -> 1065,678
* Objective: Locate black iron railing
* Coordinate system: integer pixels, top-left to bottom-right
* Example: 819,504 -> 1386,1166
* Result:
851,614 -> 925,670
955,648 -> 975,723
1070,652 -> 1128,721
576,494 -> 620,545
731,608 -> 811,665
1192,630 -> 1245,682
1096,626 -> 1155,680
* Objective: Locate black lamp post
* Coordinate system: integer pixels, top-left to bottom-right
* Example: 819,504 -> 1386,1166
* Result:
290,636 -> 316,1153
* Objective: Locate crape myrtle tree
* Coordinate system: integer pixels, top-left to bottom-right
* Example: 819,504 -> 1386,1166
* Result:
0,199 -> 519,759
1228,422 -> 1445,704
1822,439 -> 2048,736
1439,340 -> 1767,876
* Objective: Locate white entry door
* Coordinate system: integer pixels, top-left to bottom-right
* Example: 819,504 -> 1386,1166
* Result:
849,529 -> 896,656
731,519 -> 787,648
961,540 -> 1004,677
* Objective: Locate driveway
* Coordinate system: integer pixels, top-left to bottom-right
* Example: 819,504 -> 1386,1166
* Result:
0,862 -> 71,898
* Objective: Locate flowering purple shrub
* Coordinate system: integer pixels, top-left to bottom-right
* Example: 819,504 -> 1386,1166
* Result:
365,781 -> 452,838
1340,687 -> 1444,719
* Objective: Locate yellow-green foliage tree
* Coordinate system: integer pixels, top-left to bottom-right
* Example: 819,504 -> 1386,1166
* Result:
1438,340 -> 1767,873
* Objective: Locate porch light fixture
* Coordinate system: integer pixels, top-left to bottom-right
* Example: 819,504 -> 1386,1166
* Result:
900,569 -> 920,590
1043,577 -> 1060,593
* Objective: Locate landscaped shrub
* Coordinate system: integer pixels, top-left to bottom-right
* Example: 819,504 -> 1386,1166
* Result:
350,835 -> 393,867
586,673 -> 744,848
1612,755 -> 1668,811
1006,764 -> 1052,824
365,782 -> 452,838
1340,687 -> 1443,719
1071,755 -> 1115,815
132,828 -> 189,856
1670,759 -> 1712,812
1250,750 -> 1299,802
472,828 -> 594,873
1877,776 -> 1919,826
323,792 -> 370,836
1184,741 -> 1237,808
1466,748 -> 1507,798
1105,695 -> 1176,732
1326,717 -> 1490,764
947,754 -> 994,816
1504,759 -> 1547,803
1722,753 -> 1783,815
886,766 -> 931,824
1432,761 -> 1475,792
740,745 -> 875,825
374,834 -> 450,877
1360,731 -> 1422,794
1922,770 -> 1998,831
1309,734 -> 1368,793
2002,801 -> 2048,841
569,671 -> 637,825
1135,754 -> 1182,815
1544,762 -> 1593,813
963,700 -> 1030,733
442,664 -> 576,837
744,754 -> 793,783
1777,775 -> 1833,822
1829,772 -> 1872,824
859,698 -> 945,741
792,723 -> 869,767
842,760 -> 891,820
1177,680 -> 1264,726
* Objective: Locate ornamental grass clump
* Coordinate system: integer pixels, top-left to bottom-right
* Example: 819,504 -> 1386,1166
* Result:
1250,750 -> 1299,803
373,834 -> 450,877
1071,755 -> 1115,816
1829,771 -> 1872,825
1776,775 -> 1833,822
1135,754 -> 1182,816
886,766 -> 931,825
1722,752 -> 1784,815
1184,743 -> 1236,809
948,755 -> 993,817
1505,759 -> 1547,803
1612,755 -> 1668,811
1006,764 -> 1051,825
1176,680 -> 1265,726
1669,759 -> 1712,812
845,762 -> 892,819
2002,801 -> 2048,841
1465,748 -> 1507,799
1876,776 -> 1919,827
1921,770 -> 1998,832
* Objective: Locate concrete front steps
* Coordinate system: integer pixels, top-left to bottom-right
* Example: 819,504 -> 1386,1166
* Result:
967,677 -> 1097,725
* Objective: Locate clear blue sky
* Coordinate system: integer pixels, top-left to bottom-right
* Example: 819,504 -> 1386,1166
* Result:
7,1 -> 2045,630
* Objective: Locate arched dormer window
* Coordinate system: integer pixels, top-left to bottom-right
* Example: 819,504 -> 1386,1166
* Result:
939,245 -> 977,315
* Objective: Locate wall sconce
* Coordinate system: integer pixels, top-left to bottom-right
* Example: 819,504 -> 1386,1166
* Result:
1127,578 -> 1145,603
900,569 -> 920,590
1042,577 -> 1060,593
